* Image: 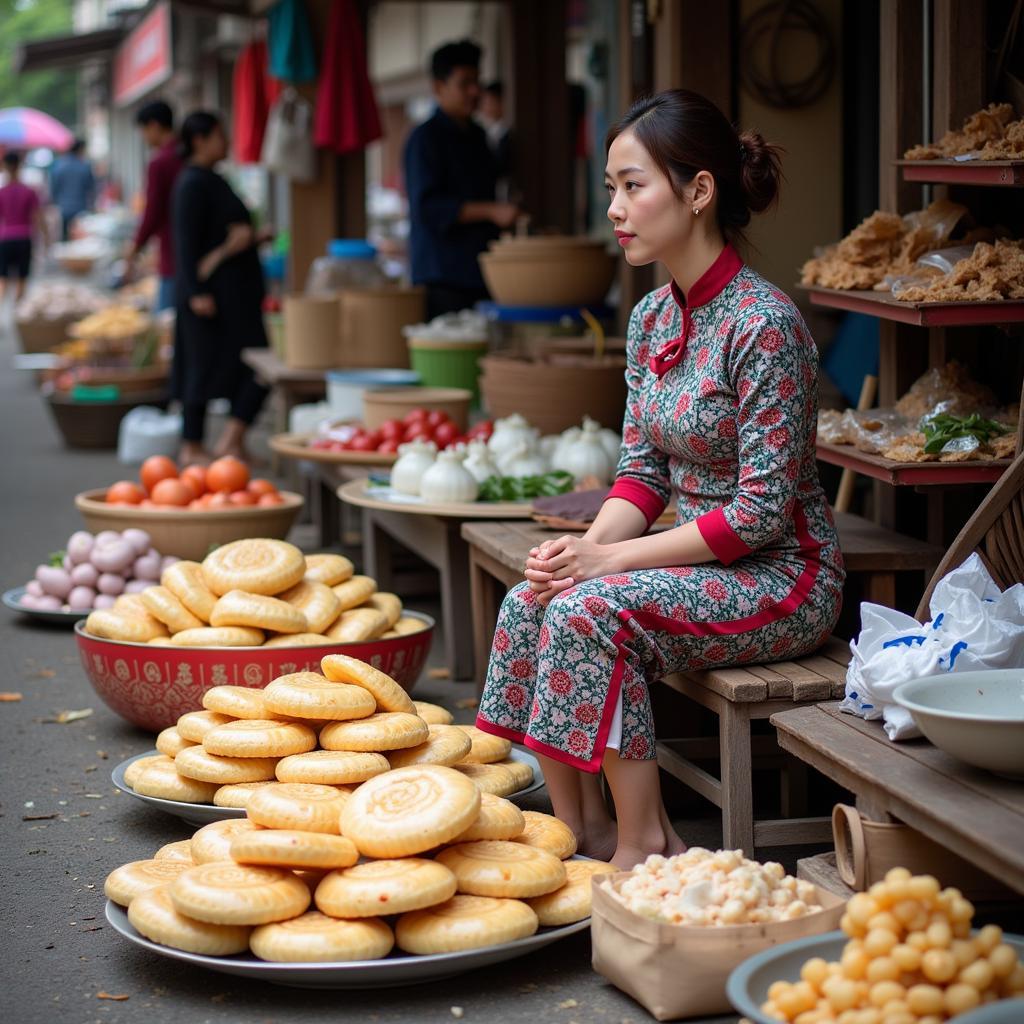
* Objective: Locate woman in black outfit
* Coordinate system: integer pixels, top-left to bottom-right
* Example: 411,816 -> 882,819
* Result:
172,111 -> 270,464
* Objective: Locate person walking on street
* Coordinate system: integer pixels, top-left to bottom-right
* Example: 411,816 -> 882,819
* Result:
0,151 -> 47,304
50,139 -> 95,240
125,101 -> 183,312
404,40 -> 519,320
171,111 -> 271,465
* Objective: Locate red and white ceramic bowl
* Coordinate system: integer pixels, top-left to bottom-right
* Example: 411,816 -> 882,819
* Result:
75,612 -> 434,733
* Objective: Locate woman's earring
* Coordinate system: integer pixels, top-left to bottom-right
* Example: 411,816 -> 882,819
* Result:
692,206 -> 701,216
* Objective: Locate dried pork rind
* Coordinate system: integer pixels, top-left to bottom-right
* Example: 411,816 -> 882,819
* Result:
904,102 -> 1018,159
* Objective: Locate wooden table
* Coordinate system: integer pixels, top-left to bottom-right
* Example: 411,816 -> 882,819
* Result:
242,350 -> 327,472
461,512 -> 944,693
772,702 -> 1024,896
338,479 -> 533,682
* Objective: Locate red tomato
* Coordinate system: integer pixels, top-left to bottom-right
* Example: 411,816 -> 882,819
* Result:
379,419 -> 404,440
247,478 -> 278,497
377,438 -> 400,454
208,492 -> 233,509
402,408 -> 429,425
106,480 -> 145,505
404,426 -> 433,443
181,465 -> 207,497
349,435 -> 378,452
425,409 -> 449,429
433,421 -> 459,448
140,455 -> 178,493
207,456 -> 250,494
229,490 -> 257,506
150,478 -> 193,507
467,420 -> 494,440
257,493 -> 286,507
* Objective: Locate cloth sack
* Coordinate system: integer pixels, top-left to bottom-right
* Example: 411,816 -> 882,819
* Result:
313,0 -> 382,154
591,874 -> 844,1021
232,39 -> 281,164
262,88 -> 316,183
267,0 -> 317,83
840,552 -> 1024,739
117,406 -> 182,464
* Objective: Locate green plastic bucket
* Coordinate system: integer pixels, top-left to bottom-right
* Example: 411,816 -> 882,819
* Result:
407,338 -> 489,404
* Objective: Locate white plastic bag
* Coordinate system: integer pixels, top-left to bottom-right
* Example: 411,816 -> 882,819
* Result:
261,88 -> 316,184
118,406 -> 182,464
840,553 -> 1024,739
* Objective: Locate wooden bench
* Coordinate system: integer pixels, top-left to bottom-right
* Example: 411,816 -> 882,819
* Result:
773,703 -> 1024,896
462,512 -> 942,691
773,451 -> 1024,890
462,513 -> 943,854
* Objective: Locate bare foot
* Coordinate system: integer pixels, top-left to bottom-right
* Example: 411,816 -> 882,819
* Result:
212,440 -> 249,462
610,841 -> 661,871
180,443 -> 212,466
610,812 -> 686,870
580,824 -> 618,863
659,804 -> 688,857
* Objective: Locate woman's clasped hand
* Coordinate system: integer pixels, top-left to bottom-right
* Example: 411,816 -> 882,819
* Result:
525,535 -> 617,605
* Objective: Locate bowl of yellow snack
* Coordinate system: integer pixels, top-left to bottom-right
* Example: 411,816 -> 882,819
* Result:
894,670 -> 1024,779
727,868 -> 1024,1024
75,539 -> 434,731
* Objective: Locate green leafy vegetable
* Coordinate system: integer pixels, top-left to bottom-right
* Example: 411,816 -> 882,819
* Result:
48,550 -> 66,568
478,472 -> 575,502
920,413 -> 1010,454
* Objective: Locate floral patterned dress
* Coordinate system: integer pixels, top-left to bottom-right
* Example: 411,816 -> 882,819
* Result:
476,245 -> 845,772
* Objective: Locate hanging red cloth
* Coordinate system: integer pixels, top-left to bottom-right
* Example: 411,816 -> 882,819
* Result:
233,38 -> 283,164
313,0 -> 382,154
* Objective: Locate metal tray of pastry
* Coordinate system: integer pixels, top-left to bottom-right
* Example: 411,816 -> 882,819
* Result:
105,894 -> 589,988
112,748 -> 545,828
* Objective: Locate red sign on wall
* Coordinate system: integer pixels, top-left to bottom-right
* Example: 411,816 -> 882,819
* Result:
113,3 -> 172,107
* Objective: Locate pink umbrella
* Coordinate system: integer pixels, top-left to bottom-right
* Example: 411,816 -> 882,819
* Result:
0,107 -> 74,151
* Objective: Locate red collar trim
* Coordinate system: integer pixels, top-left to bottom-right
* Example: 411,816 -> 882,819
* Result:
650,244 -> 743,378
670,243 -> 743,312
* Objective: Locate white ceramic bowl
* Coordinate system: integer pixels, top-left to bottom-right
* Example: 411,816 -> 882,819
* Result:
893,670 -> 1024,779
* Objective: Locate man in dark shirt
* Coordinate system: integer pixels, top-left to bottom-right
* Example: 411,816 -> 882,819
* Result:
125,100 -> 183,311
50,140 -> 95,240
404,40 -> 519,319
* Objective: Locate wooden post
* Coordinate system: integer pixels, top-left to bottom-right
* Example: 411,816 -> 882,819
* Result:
932,0 -> 986,134
876,0 -> 926,529
510,0 -> 571,233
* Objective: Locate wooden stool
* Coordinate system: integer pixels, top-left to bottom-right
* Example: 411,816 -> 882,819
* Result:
655,638 -> 850,857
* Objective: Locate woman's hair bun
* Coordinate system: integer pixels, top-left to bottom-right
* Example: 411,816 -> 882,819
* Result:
737,130 -> 783,214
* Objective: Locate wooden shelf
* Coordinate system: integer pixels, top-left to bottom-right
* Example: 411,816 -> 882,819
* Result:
803,286 -> 1024,327
897,158 -> 1024,186
816,442 -> 1010,486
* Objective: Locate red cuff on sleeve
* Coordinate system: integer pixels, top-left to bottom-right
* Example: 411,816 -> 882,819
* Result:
695,506 -> 752,566
605,478 -> 667,529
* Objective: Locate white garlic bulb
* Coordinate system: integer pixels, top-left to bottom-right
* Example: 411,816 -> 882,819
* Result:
390,439 -> 437,496
419,449 -> 480,503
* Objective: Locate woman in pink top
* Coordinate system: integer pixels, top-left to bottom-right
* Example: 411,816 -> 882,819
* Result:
0,151 -> 47,302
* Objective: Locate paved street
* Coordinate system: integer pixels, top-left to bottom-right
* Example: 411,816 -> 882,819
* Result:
0,301 -> 743,1024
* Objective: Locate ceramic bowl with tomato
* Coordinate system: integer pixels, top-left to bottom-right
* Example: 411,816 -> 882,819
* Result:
74,489 -> 304,561
75,612 -> 435,732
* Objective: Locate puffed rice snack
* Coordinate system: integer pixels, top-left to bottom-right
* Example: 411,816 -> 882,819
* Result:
606,848 -> 820,927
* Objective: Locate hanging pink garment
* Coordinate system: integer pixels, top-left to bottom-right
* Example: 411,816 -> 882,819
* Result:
313,0 -> 382,154
233,39 -> 283,164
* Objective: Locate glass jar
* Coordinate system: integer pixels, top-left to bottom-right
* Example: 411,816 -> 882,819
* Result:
305,239 -> 388,295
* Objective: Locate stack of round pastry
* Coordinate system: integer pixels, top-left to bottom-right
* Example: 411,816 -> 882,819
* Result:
83,538 -> 427,647
109,719 -> 614,962
125,656 -> 536,810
